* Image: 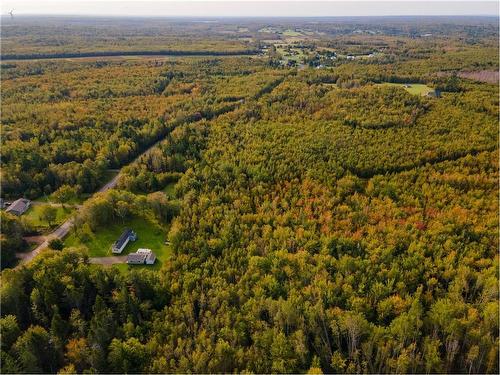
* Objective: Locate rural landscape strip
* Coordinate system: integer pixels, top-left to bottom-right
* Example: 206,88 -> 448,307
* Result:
1,49 -> 259,61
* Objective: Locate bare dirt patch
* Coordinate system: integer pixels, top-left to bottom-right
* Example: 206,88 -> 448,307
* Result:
438,70 -> 499,84
458,70 -> 499,84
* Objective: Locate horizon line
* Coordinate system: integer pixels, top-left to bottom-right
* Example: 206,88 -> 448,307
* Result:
3,13 -> 499,17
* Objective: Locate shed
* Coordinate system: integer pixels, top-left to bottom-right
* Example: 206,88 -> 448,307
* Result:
127,252 -> 147,264
127,248 -> 157,265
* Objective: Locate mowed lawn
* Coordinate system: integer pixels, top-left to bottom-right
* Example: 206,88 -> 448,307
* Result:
36,195 -> 86,205
23,205 -> 74,232
64,216 -> 171,270
378,83 -> 434,96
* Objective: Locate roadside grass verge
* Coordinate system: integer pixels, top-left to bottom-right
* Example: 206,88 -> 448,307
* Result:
23,205 -> 74,233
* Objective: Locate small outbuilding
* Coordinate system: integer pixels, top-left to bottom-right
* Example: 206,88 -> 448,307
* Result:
5,198 -> 31,216
126,252 -> 147,264
137,248 -> 156,264
112,229 -> 137,254
127,248 -> 156,265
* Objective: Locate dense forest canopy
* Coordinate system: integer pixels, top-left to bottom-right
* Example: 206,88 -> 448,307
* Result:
0,16 -> 498,374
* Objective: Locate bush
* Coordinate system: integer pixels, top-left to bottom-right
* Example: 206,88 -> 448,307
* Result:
48,238 -> 64,251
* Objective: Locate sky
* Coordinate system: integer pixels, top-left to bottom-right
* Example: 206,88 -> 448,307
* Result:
1,0 -> 498,17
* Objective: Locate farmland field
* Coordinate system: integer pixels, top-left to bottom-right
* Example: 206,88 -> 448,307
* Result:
283,29 -> 303,36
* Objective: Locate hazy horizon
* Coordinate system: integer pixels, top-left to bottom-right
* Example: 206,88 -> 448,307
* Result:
2,1 -> 499,17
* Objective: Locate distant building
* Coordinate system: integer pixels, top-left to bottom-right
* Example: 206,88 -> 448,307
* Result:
127,248 -> 156,265
5,198 -> 31,216
426,89 -> 441,98
112,229 -> 137,254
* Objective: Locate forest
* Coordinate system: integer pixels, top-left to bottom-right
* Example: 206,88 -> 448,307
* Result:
0,16 -> 498,374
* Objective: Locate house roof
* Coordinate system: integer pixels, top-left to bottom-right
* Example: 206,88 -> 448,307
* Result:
137,248 -> 152,254
114,228 -> 133,249
6,198 -> 30,214
127,253 -> 147,264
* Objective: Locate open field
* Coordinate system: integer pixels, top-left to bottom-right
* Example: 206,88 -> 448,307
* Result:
36,195 -> 85,205
377,82 -> 434,95
283,29 -> 303,36
23,205 -> 74,232
458,70 -> 499,83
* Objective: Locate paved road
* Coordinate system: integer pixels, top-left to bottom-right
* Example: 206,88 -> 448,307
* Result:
98,173 -> 121,193
15,173 -> 120,267
89,256 -> 127,265
15,140 -> 163,267
23,235 -> 45,245
13,96 -> 248,268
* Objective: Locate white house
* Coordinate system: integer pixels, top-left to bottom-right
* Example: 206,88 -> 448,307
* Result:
112,229 -> 137,254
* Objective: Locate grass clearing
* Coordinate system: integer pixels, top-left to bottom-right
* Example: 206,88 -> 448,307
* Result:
36,194 -> 85,205
23,205 -> 73,232
64,216 -> 171,271
283,29 -> 303,37
377,83 -> 434,96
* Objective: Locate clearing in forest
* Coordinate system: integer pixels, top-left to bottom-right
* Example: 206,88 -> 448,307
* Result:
377,82 -> 435,96
64,216 -> 171,270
